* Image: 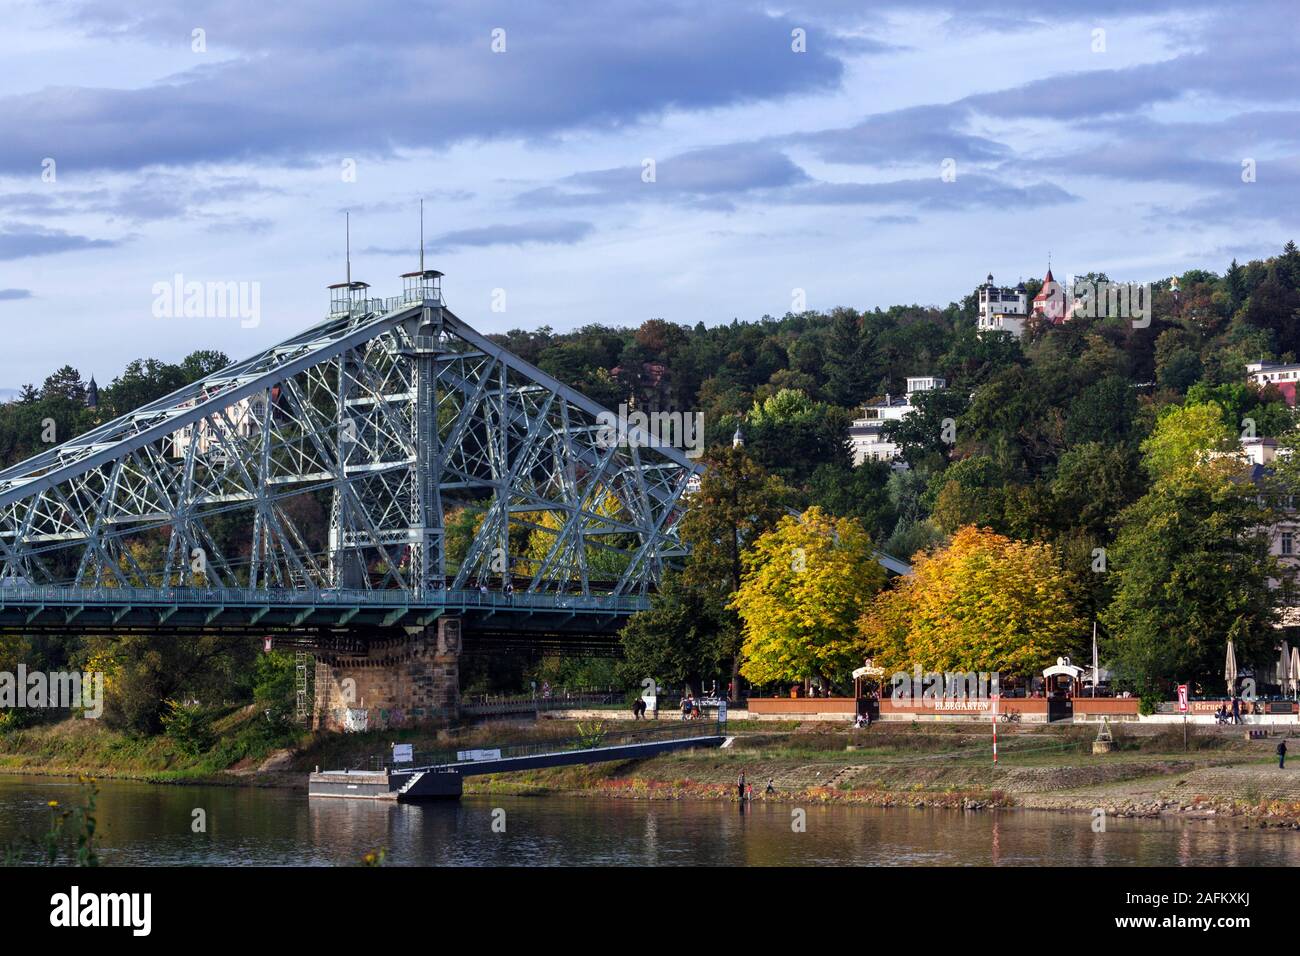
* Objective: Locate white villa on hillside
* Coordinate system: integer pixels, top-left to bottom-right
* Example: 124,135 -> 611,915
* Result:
977,274 -> 1028,337
849,376 -> 945,467
1241,438 -> 1300,577
170,392 -> 272,460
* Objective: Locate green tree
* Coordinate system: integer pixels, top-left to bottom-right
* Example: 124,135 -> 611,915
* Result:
681,447 -> 790,692
1102,409 -> 1280,697
743,388 -> 851,485
618,573 -> 723,697
927,455 -> 1006,535
1065,375 -> 1138,446
883,388 -> 966,469
1140,402 -> 1235,481
252,650 -> 298,736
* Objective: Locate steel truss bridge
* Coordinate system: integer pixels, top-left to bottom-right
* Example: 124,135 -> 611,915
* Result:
0,273 -> 701,650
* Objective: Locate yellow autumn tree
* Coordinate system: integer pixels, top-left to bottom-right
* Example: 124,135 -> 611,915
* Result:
731,507 -> 887,688
859,525 -> 1083,675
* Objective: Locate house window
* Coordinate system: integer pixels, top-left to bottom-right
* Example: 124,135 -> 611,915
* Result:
1283,532 -> 1293,556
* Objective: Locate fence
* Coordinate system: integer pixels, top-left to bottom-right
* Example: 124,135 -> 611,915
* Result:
461,691 -> 624,717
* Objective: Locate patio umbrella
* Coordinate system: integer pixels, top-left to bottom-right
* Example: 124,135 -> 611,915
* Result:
1225,640 -> 1238,696
1291,646 -> 1300,700
1278,643 -> 1291,694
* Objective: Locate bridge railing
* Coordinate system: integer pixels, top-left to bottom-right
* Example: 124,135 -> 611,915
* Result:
377,718 -> 727,772
0,584 -> 648,613
0,585 -> 409,606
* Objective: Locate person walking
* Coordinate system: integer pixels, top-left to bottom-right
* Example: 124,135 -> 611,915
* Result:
1232,695 -> 1241,725
737,769 -> 747,802
1278,739 -> 1288,769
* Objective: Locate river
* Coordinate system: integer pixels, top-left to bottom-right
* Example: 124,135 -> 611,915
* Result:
2,774 -> 1298,866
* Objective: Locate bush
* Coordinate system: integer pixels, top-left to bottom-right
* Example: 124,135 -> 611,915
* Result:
252,651 -> 296,737
160,699 -> 215,757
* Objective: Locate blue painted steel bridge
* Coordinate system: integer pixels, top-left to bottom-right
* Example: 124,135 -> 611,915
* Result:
0,272 -> 700,649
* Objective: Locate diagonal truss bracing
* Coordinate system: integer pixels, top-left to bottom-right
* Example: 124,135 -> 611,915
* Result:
0,288 -> 700,610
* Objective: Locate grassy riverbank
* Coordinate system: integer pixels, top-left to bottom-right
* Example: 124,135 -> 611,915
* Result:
5,716 -> 1300,825
0,707 -> 305,785
0,712 -> 607,787
462,721 -> 1300,826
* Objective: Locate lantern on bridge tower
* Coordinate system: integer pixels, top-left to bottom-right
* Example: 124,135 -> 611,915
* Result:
403,200 -> 444,318
328,211 -> 371,315
402,268 -> 443,306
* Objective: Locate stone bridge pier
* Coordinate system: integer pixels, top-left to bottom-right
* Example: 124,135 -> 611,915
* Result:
312,618 -> 461,732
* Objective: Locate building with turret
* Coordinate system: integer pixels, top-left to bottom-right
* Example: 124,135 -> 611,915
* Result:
978,266 -> 1079,338
1031,266 -> 1071,324
977,274 -> 1028,337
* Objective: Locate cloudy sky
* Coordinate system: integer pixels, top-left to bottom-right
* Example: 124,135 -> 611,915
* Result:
0,0 -> 1296,389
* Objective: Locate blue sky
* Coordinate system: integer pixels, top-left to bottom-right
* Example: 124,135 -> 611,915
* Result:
0,0 -> 1296,388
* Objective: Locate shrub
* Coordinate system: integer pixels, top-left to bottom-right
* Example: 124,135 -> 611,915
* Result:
160,699 -> 215,757
252,651 -> 297,738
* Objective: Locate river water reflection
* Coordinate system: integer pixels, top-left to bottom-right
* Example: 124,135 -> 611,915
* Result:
1,774 -> 1297,866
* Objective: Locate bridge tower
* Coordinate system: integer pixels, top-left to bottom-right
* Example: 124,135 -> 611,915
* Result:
326,277 -> 372,590
400,267 -> 447,599
311,267 -> 461,730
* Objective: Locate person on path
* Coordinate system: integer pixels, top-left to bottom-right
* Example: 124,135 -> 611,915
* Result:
1278,739 -> 1288,769
737,769 -> 747,802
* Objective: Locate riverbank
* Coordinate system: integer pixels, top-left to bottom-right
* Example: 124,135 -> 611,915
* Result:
0,707 -> 307,788
5,716 -> 1300,826
0,711 -> 617,789
462,721 -> 1300,827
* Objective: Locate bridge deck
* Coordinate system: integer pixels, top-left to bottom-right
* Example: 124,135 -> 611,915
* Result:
0,585 -> 645,634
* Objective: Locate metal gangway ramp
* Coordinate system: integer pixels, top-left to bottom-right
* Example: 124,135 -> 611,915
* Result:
308,720 -> 728,800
